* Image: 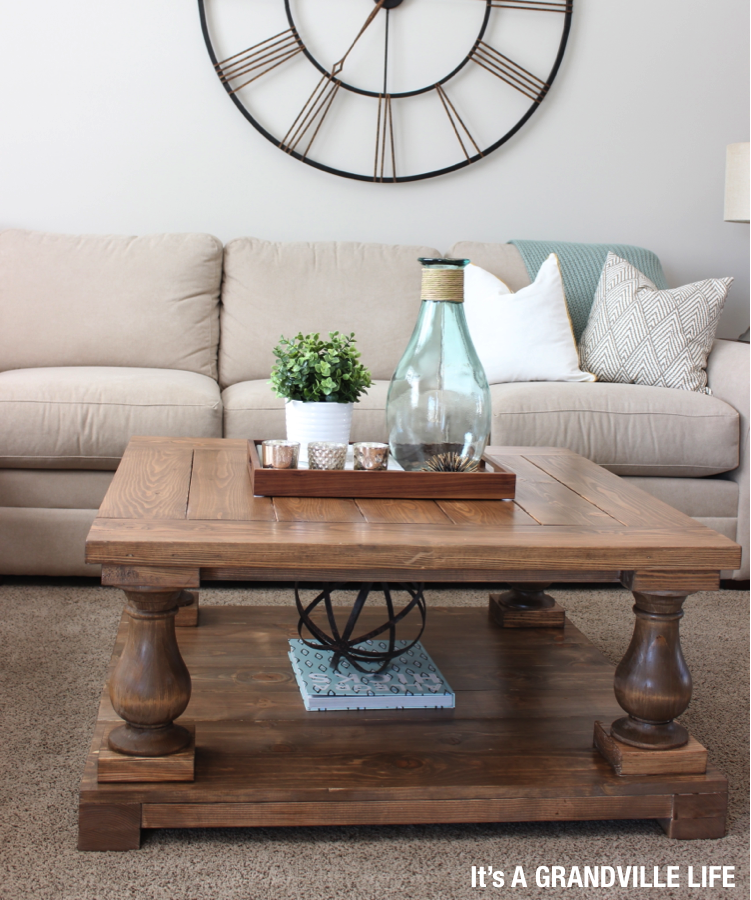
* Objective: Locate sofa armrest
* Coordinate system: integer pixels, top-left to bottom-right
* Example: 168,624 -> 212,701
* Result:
707,339 -> 749,578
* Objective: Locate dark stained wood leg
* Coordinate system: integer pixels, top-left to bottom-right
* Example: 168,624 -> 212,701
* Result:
175,590 -> 199,627
611,590 -> 692,750
489,582 -> 565,628
77,802 -> 141,851
108,588 -> 192,757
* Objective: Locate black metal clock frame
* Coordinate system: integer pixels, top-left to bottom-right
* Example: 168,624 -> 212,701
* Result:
198,0 -> 573,183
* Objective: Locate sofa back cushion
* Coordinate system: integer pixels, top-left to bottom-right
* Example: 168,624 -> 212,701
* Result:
219,238 -> 442,387
0,230 -> 223,378
446,242 -> 533,292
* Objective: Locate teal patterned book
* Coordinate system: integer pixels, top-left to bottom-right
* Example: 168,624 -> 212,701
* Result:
288,639 -> 455,711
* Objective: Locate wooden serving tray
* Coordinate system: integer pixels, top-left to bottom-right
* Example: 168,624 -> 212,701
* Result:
247,441 -> 516,499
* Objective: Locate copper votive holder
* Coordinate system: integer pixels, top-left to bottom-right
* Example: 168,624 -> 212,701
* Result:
353,442 -> 390,471
307,442 -> 348,470
261,440 -> 300,469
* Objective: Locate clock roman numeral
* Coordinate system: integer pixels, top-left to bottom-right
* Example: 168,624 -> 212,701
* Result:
278,0 -> 389,163
490,1 -> 571,11
374,94 -> 396,182
215,29 -> 304,93
281,73 -> 341,159
470,42 -> 549,102
434,85 -> 482,160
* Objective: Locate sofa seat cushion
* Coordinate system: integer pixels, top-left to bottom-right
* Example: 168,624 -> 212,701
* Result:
621,476 -> 738,518
0,367 -> 222,469
0,469 -> 115,508
223,380 -> 389,443
489,382 -> 739,477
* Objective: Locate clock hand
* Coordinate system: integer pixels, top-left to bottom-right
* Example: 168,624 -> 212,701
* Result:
382,6 -> 390,95
375,8 -> 395,181
283,0 -> 387,158
330,0 -> 387,78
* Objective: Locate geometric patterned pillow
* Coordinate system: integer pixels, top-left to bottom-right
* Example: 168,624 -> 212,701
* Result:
579,253 -> 732,395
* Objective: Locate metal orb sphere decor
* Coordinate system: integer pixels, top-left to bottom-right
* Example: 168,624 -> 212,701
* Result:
294,582 -> 427,673
198,0 -> 573,182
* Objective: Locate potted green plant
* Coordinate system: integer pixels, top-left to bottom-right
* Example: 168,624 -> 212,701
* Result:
270,331 -> 373,458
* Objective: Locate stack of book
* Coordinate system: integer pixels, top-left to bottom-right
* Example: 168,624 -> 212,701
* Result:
288,639 -> 455,711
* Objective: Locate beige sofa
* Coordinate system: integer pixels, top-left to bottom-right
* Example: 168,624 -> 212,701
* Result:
1,230 -> 747,580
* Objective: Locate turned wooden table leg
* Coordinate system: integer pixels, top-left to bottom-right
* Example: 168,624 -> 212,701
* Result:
611,590 -> 692,750
108,588 -> 192,757
500,582 -> 556,610
489,582 -> 565,628
175,589 -> 199,627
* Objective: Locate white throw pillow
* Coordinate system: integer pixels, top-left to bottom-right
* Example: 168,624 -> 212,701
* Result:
463,254 -> 595,384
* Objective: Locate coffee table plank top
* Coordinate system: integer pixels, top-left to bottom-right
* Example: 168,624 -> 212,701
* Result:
512,479 -> 616,527
355,498 -> 454,525
273,496 -> 364,523
436,499 -> 537,526
97,442 -> 194,520
86,437 -> 741,578
519,452 -> 695,529
188,448 -> 276,522
88,518 -> 736,572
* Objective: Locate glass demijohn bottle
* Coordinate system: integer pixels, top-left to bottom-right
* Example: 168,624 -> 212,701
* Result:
386,258 -> 491,471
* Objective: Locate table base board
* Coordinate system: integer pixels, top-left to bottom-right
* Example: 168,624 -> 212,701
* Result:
78,605 -> 728,850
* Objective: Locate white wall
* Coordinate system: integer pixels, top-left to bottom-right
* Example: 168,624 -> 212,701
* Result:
1,0 -> 748,336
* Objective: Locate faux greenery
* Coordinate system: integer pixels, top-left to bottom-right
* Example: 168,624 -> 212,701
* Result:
269,331 -> 373,403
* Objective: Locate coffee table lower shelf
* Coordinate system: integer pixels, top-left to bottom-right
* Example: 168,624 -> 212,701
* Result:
78,606 -> 728,850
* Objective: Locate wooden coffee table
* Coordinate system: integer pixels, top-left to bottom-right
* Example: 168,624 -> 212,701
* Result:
78,436 -> 741,850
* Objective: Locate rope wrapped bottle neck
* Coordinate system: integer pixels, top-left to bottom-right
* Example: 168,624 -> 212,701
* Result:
420,267 -> 464,303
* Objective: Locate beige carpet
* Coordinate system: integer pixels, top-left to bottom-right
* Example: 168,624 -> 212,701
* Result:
0,579 -> 748,900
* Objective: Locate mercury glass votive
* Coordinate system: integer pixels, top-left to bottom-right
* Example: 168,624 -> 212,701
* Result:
353,442 -> 389,471
261,440 -> 300,469
307,442 -> 347,470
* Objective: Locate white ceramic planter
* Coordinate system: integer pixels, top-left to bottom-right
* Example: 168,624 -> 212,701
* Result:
285,400 -> 353,461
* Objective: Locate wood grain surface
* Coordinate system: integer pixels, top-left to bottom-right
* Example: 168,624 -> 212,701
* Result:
593,721 -> 708,776
86,518 -> 738,574
101,564 -> 200,589
85,438 -> 741,583
79,605 -> 728,846
435,499 -> 536,526
188,447 -> 275,521
527,454 -> 697,529
97,442 -> 194,520
98,722 -> 196,783
79,438 -> 738,847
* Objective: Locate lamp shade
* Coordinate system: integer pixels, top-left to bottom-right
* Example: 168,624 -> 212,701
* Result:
724,142 -> 750,223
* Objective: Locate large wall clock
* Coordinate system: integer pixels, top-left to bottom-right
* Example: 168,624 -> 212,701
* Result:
198,0 -> 573,183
